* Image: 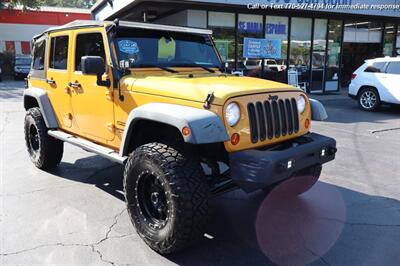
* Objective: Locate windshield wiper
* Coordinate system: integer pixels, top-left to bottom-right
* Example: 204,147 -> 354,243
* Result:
136,64 -> 179,73
173,63 -> 216,73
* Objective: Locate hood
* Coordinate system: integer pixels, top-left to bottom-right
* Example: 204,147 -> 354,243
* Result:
125,73 -> 299,106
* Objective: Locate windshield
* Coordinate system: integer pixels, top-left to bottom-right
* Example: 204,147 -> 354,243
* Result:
114,28 -> 221,70
15,58 -> 32,66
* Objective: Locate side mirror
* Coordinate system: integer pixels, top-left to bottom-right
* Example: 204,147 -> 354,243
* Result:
81,56 -> 110,87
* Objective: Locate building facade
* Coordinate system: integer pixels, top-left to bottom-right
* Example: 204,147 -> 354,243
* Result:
92,0 -> 400,93
0,6 -> 91,56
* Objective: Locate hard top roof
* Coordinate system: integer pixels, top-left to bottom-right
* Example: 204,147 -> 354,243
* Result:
33,20 -> 212,40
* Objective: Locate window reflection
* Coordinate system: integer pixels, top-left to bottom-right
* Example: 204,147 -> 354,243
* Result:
311,19 -> 328,92
208,12 -> 236,73
290,18 -> 312,91
325,20 -> 342,91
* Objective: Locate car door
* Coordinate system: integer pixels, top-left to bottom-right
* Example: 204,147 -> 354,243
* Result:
69,29 -> 114,142
378,61 -> 400,103
46,32 -> 73,129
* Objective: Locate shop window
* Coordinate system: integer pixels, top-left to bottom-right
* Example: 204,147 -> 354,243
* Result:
49,36 -> 69,70
325,20 -> 342,91
264,16 -> 289,83
311,19 -> 328,92
238,14 -> 263,77
75,33 -> 105,71
396,25 -> 400,56
208,12 -> 236,70
290,17 -> 312,91
383,23 -> 395,57
344,21 -> 382,43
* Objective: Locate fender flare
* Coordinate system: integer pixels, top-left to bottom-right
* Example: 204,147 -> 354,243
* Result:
23,87 -> 59,129
120,103 -> 229,156
309,98 -> 328,121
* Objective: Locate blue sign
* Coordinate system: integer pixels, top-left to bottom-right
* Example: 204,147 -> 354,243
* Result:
265,23 -> 286,35
243,38 -> 281,59
238,21 -> 263,34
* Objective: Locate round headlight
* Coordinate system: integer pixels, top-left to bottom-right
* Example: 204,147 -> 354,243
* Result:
226,102 -> 241,127
297,95 -> 306,114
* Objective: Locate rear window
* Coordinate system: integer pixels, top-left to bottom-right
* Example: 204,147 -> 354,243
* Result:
364,62 -> 386,73
32,40 -> 46,70
386,62 -> 400,75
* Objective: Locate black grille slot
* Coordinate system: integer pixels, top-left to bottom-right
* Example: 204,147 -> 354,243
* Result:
247,97 -> 300,143
264,101 -> 274,139
256,102 -> 266,141
286,99 -> 294,135
247,103 -> 258,143
272,100 -> 280,138
279,100 -> 287,136
291,98 -> 299,132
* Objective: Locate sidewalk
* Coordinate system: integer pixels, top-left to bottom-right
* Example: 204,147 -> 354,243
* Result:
309,87 -> 349,102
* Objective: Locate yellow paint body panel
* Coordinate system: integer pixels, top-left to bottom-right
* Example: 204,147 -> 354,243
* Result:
29,26 -> 312,153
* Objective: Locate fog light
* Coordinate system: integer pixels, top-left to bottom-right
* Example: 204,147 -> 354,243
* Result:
321,148 -> 326,157
287,160 -> 295,169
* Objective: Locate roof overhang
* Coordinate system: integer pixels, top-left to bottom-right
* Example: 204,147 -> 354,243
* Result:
92,0 -> 400,20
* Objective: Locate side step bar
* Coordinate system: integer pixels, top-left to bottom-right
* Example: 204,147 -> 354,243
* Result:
48,130 -> 127,164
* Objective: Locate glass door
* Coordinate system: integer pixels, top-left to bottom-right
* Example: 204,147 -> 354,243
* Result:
325,20 -> 342,92
290,17 -> 312,92
310,19 -> 328,93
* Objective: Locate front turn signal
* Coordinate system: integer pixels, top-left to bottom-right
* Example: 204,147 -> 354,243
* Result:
231,133 -> 240,145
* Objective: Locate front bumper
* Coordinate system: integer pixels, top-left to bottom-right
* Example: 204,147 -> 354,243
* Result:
228,133 -> 337,192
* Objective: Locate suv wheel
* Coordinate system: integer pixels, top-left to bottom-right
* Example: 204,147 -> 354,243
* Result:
124,142 -> 209,254
264,165 -> 322,197
24,107 -> 64,169
358,87 -> 380,111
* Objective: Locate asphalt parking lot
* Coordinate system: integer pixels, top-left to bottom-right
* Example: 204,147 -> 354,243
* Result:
1,80 -> 400,266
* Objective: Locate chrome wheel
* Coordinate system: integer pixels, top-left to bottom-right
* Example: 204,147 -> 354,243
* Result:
360,90 -> 377,110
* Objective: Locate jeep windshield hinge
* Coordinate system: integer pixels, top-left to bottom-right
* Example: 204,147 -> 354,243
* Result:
204,91 -> 214,109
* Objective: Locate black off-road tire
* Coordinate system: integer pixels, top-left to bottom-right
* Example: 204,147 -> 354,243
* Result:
123,142 -> 209,254
24,107 -> 64,169
358,87 -> 381,111
264,165 -> 322,197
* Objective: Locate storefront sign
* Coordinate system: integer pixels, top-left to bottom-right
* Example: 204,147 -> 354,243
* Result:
243,38 -> 281,59
265,23 -> 286,35
238,21 -> 263,34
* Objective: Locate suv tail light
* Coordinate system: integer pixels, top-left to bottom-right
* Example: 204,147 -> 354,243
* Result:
351,73 -> 357,80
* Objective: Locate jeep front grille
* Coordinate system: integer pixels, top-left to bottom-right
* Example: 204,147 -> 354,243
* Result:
247,98 -> 299,143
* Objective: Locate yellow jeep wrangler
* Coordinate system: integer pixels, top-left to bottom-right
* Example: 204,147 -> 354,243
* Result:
24,20 -> 337,254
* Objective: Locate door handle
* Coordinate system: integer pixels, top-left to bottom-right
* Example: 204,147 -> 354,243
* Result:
68,82 -> 81,89
46,79 -> 56,85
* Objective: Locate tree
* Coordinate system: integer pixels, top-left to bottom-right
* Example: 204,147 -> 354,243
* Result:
0,0 -> 94,9
0,0 -> 44,9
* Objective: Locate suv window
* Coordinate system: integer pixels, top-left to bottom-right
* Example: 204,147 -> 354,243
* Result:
75,33 -> 105,71
386,62 -> 400,75
49,36 -> 69,70
32,40 -> 46,70
364,62 -> 386,73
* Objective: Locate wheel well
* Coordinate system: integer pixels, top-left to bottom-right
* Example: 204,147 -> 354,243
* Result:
125,120 -> 184,154
24,96 -> 39,110
357,86 -> 380,99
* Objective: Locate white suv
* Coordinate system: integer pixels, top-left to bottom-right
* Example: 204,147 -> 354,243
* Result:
349,57 -> 400,111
